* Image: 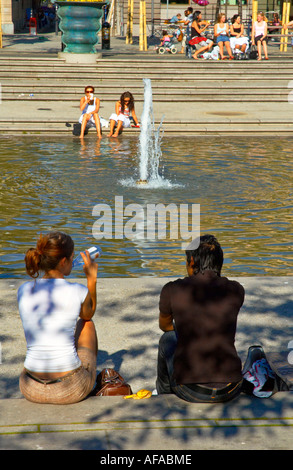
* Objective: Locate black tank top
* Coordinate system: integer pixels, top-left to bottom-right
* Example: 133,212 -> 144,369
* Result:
191,25 -> 201,37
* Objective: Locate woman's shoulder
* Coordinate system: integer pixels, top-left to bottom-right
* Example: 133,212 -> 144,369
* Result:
18,280 -> 32,296
64,279 -> 88,291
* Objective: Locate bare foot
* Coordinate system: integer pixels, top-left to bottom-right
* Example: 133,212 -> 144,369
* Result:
112,132 -> 119,137
107,132 -> 113,137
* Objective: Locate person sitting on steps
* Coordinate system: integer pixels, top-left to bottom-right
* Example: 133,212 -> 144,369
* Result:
252,12 -> 269,61
79,86 -> 102,139
190,10 -> 213,60
107,91 -> 139,137
230,14 -> 249,56
214,13 -> 234,60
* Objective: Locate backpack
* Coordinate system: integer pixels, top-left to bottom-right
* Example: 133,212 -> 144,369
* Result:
72,122 -> 89,136
242,345 -> 292,397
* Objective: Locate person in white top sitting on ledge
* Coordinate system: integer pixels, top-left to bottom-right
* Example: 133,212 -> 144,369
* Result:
18,231 -> 99,404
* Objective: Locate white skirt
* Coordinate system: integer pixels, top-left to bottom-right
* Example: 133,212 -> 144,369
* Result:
79,114 -> 109,128
230,36 -> 249,53
109,113 -> 131,128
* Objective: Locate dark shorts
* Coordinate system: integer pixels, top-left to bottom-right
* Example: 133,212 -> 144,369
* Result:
255,35 -> 268,43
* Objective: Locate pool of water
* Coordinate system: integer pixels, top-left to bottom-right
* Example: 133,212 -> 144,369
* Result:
1,135 -> 293,279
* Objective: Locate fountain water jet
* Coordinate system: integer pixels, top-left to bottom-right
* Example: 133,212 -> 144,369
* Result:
136,78 -> 165,185
120,78 -> 182,189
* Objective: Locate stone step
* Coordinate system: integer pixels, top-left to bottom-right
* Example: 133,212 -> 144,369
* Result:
1,79 -> 291,87
1,56 -> 293,67
1,80 -> 291,88
2,94 -> 290,102
1,120 -> 293,136
1,64 -> 292,72
1,83 -> 291,90
1,61 -> 293,72
2,55 -> 291,136
2,65 -> 293,72
0,73 -> 291,82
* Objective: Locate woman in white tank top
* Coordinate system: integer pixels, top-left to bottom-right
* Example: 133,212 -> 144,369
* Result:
79,85 -> 102,139
214,13 -> 234,60
252,12 -> 268,60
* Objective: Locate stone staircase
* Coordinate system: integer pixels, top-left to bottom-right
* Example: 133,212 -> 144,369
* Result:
1,55 -> 293,136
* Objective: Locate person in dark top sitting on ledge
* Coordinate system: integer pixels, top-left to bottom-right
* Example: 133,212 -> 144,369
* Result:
156,234 -> 245,403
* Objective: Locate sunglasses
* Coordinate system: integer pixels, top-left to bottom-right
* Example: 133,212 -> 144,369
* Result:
86,90 -> 94,93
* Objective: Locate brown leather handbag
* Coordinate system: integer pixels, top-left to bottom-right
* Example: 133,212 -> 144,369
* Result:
92,368 -> 132,397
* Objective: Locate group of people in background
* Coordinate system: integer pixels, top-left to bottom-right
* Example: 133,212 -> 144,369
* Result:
78,87 -> 139,139
166,7 -> 292,61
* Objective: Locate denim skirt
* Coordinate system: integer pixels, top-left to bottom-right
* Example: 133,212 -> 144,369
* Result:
216,34 -> 230,43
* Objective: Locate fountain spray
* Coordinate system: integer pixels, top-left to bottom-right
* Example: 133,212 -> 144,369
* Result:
137,78 -> 164,185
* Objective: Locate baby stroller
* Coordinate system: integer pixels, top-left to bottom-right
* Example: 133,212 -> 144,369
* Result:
156,35 -> 178,55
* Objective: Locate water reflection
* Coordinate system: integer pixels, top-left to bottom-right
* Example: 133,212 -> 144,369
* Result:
0,135 -> 293,278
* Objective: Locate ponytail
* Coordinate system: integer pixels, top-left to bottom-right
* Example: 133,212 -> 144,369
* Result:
25,232 -> 74,278
25,247 -> 42,278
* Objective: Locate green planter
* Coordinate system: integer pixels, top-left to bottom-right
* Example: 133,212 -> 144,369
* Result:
57,1 -> 107,53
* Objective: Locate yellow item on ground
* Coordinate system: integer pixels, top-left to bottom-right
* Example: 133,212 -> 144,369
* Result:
123,389 -> 152,399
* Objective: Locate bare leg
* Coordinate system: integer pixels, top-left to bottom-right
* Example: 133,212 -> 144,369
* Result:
80,115 -> 89,138
257,40 -> 262,60
93,113 -> 102,138
180,36 -> 186,53
218,41 -> 224,59
225,41 -> 234,59
263,40 -> 268,59
113,120 -> 123,137
193,44 -> 209,59
107,119 -> 117,137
